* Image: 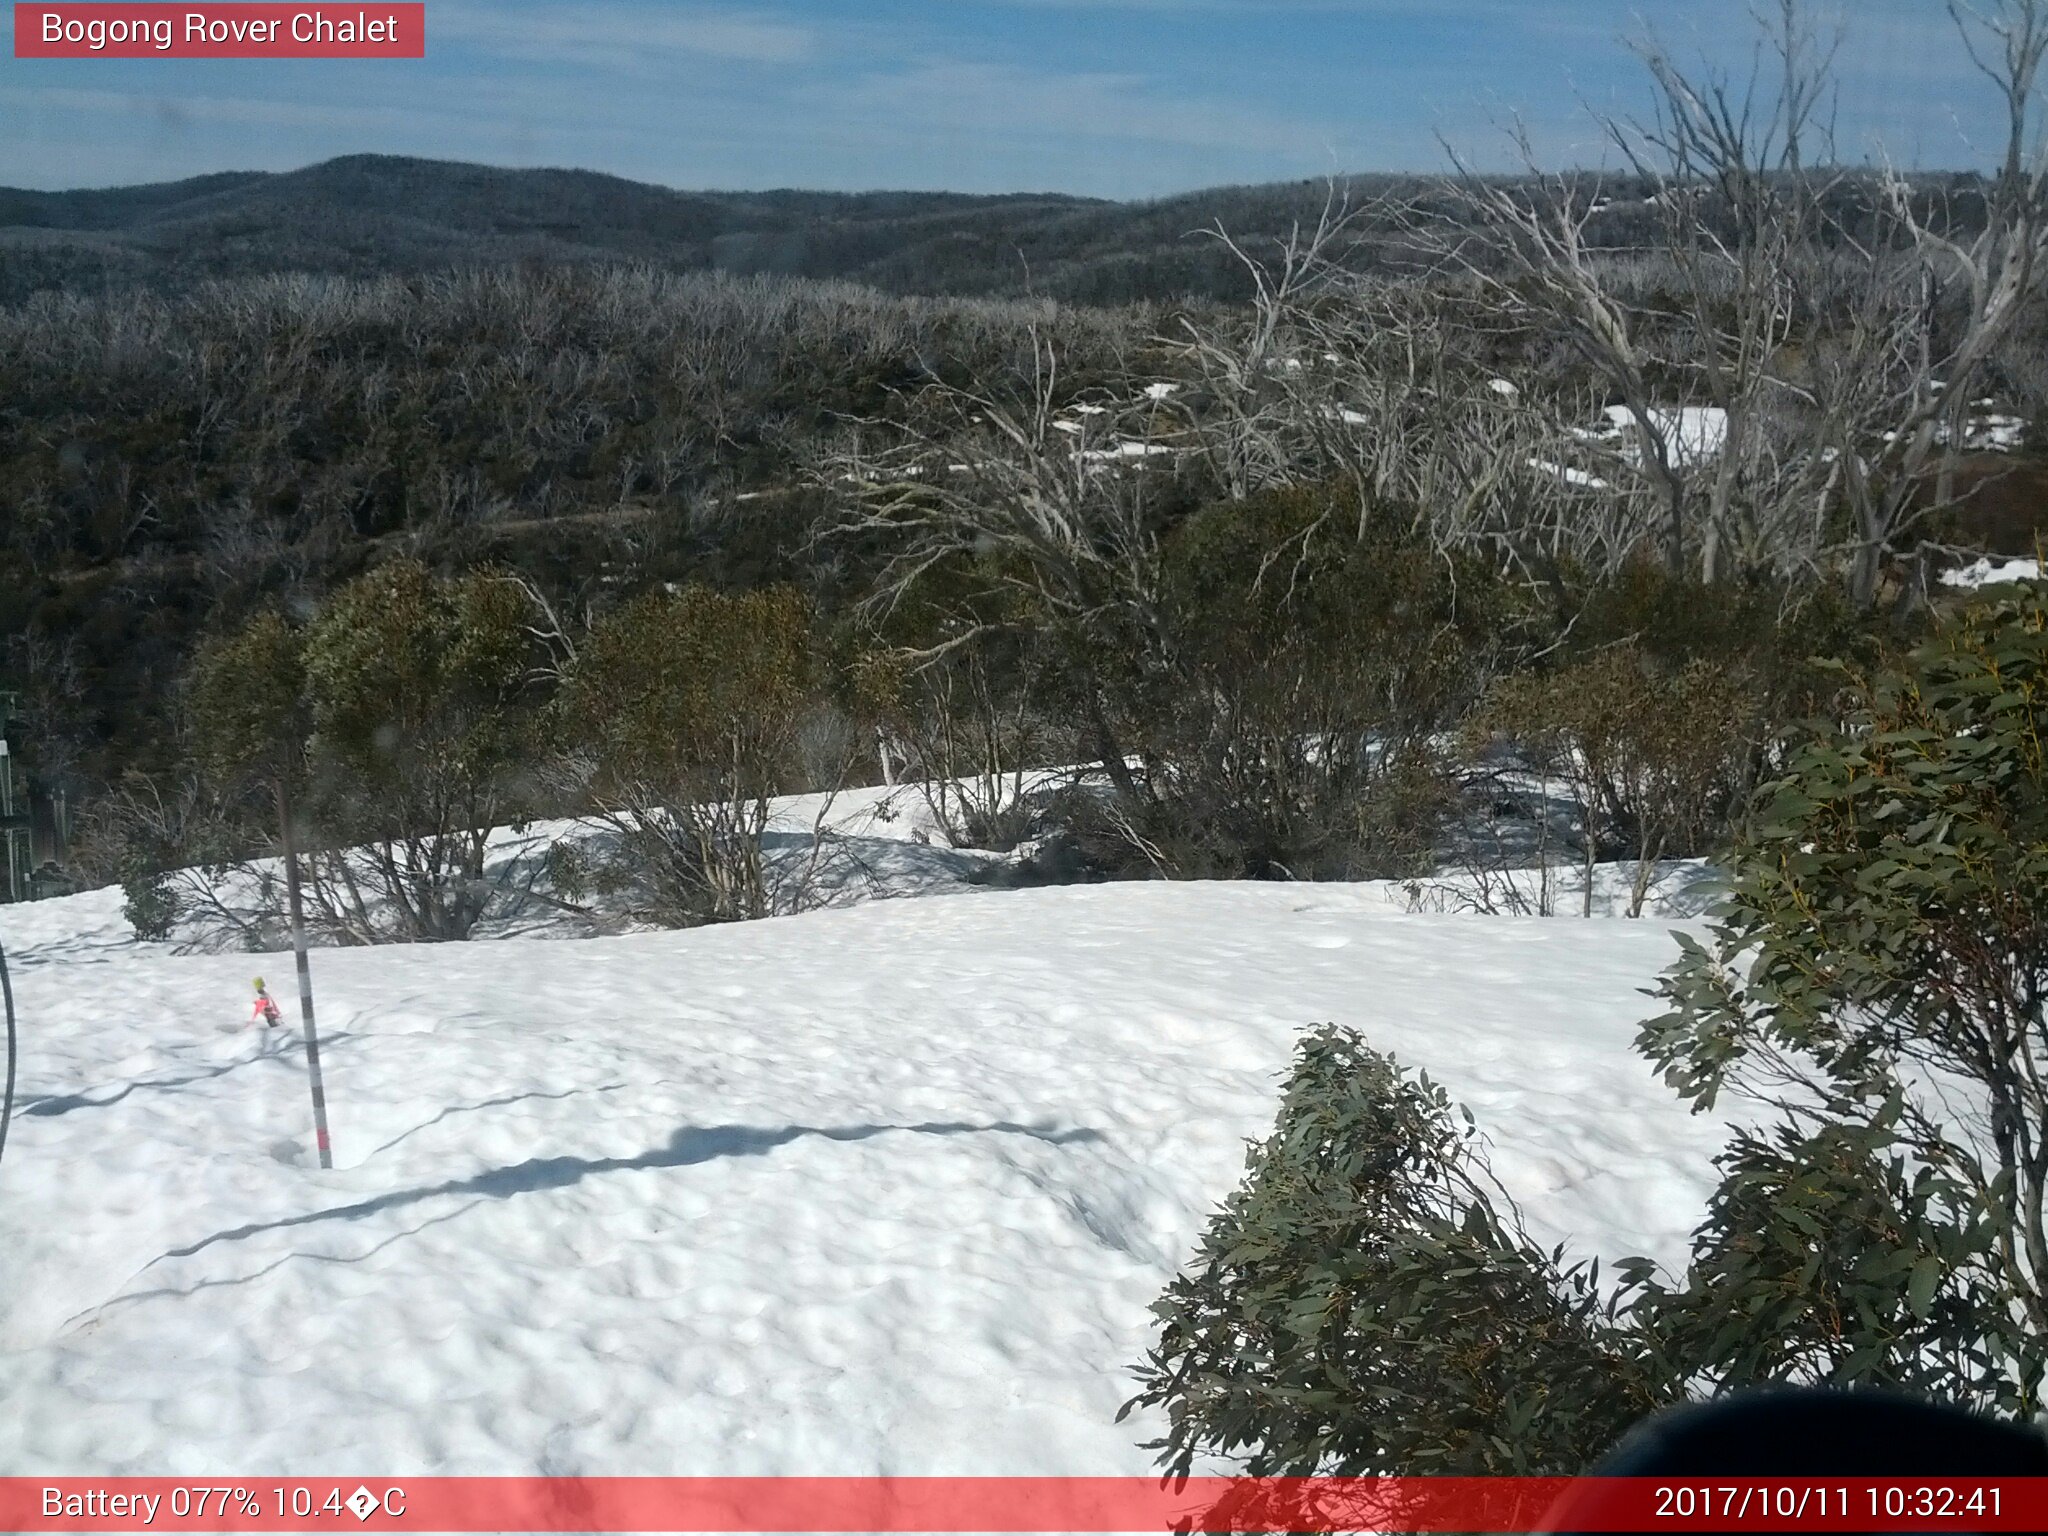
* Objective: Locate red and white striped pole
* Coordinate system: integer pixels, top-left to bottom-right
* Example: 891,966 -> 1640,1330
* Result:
275,778 -> 333,1170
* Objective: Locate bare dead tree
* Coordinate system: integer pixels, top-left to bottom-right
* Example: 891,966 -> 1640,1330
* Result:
1829,0 -> 2048,604
1165,184 -> 1374,504
1434,0 -> 1844,587
1141,196 -> 1637,592
817,328 -> 1173,809
1431,0 -> 2047,603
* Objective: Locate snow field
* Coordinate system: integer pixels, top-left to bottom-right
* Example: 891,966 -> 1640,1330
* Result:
1941,557 -> 2042,590
0,878 -> 1733,1478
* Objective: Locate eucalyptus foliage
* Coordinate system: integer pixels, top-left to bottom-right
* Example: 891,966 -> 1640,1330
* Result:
1638,582 -> 2048,1412
179,562 -> 545,943
1121,1026 -> 1672,1478
559,584 -> 820,926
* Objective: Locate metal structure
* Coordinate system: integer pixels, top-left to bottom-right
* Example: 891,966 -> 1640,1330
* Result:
0,690 -> 27,905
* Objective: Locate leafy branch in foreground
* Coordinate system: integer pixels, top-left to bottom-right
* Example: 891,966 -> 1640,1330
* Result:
1638,580 -> 2048,1413
1120,1027 -> 1672,1478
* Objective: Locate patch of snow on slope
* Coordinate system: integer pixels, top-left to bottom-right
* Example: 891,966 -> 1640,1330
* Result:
1941,557 -> 2041,589
1883,404 -> 2027,454
1965,414 -> 2027,451
1081,441 -> 1176,462
1598,404 -> 1729,468
1528,456 -> 1611,490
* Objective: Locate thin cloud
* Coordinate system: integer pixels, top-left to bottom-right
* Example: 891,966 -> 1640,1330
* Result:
995,0 -> 1522,12
0,0 -> 2023,199
1,84 -> 442,133
435,2 -> 817,68
826,59 -> 1347,158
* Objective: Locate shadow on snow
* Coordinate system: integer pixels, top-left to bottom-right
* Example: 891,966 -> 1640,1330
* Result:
163,1118 -> 1108,1262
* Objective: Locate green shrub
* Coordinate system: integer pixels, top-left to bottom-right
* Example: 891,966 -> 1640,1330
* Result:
1620,1105 -> 2015,1408
186,610 -> 310,791
292,560 -> 543,941
178,564 -> 546,944
560,584 -> 821,925
1122,1026 -> 1672,1478
119,865 -> 179,941
1480,643 -> 1765,912
853,555 -> 1061,852
1637,579 -> 2048,1414
1095,484 -> 1518,881
565,585 -> 815,784
1548,562 -> 1887,728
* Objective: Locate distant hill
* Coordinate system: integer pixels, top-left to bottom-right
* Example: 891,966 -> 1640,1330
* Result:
0,154 -> 1441,307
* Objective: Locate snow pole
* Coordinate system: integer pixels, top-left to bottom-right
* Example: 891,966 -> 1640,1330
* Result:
276,778 -> 334,1171
0,922 -> 16,1184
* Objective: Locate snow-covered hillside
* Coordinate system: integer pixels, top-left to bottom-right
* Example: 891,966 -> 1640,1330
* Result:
0,868 -> 1735,1479
1942,556 -> 2043,590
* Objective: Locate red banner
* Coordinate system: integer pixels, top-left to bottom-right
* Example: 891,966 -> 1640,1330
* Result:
12,5 -> 425,59
4,1476 -> 2048,1532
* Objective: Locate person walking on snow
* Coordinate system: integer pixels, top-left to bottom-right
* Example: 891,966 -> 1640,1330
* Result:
251,977 -> 282,1030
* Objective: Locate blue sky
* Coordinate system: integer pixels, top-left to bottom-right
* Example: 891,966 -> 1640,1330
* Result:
0,1 -> 2022,198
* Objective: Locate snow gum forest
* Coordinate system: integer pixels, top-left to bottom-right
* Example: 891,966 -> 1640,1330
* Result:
4,0 -> 2048,1488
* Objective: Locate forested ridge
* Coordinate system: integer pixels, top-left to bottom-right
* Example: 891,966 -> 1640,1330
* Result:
0,154 -> 1428,307
6,13 -> 2048,890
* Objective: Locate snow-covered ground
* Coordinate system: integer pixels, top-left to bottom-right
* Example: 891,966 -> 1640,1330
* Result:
1583,403 -> 1730,468
1941,556 -> 2042,590
0,795 -> 1741,1478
